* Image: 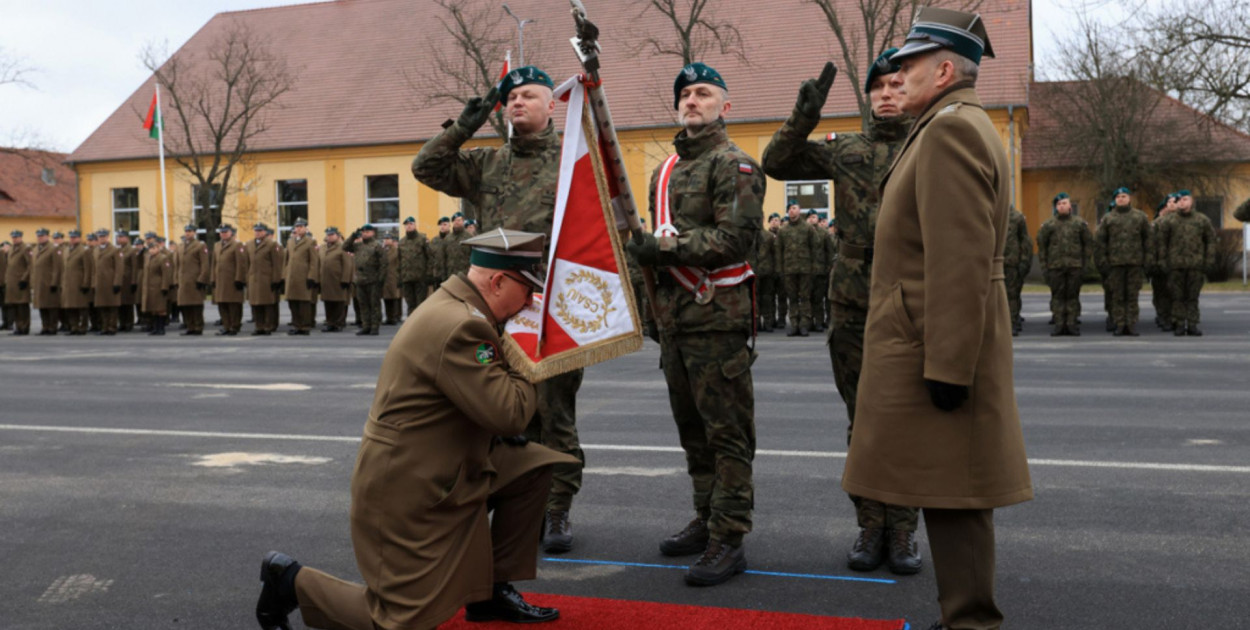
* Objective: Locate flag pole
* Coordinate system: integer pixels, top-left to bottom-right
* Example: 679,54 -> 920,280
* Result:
505,49 -> 513,140
155,83 -> 171,248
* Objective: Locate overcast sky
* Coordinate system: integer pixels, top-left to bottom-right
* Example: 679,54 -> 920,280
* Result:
1,0 -> 1129,154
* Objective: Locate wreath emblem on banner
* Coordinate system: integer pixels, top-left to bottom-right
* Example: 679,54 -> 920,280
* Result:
554,269 -> 615,334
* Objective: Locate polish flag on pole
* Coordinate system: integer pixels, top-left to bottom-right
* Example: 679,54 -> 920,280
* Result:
502,76 -> 642,380
493,50 -> 511,113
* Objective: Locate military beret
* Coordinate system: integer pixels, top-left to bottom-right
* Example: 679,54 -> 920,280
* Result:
52,231 -> 64,238
451,212 -> 464,220
768,213 -> 780,220
156,236 -> 166,243
68,229 -> 81,237
9,230 -> 21,237
865,47 -> 902,93
893,7 -> 994,65
184,223 -> 197,232
465,219 -> 477,226
360,223 -> 376,231
1052,192 -> 1070,207
293,217 -> 308,227
463,227 -> 547,289
1113,186 -> 1131,196
383,232 -> 397,240
787,199 -> 799,207
673,62 -> 728,110
1156,198 -> 1168,212
438,216 -> 450,224
325,226 -> 341,235
1176,189 -> 1192,197
35,228 -> 49,236
497,66 -> 555,105
403,216 -> 416,225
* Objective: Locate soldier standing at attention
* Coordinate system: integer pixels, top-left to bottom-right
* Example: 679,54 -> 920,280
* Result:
5,231 -> 33,335
60,230 -> 93,336
762,50 -> 920,575
85,232 -> 102,332
142,239 -> 173,335
777,202 -> 816,336
443,213 -> 471,278
247,223 -> 285,336
1096,187 -> 1153,336
93,229 -> 125,336
318,227 -> 353,332
1004,206 -> 1033,336
753,214 -> 777,332
117,231 -> 140,332
1151,194 -> 1179,330
50,231 -> 71,333
840,10 -> 1033,628
213,224 -> 249,336
382,232 -> 402,325
1037,193 -> 1091,336
254,230 -> 575,630
413,66 -> 588,553
344,224 -> 385,336
806,210 -> 830,332
428,216 -> 452,286
767,213 -> 784,329
398,216 -> 431,315
1159,190 -> 1216,336
628,63 -> 764,586
176,224 -> 211,336
284,218 -> 319,336
32,228 -> 60,335
0,240 -> 9,330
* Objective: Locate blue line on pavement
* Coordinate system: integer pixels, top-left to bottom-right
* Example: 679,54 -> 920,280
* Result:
542,557 -> 897,585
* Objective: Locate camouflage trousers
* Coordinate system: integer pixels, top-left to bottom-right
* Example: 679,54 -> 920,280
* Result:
828,317 -> 919,532
356,282 -> 382,331
783,273 -> 812,329
1151,271 -> 1171,324
524,368 -> 585,512
1004,267 -> 1023,324
1045,268 -> 1083,328
756,274 -> 778,328
809,272 -> 828,328
1168,269 -> 1205,325
1106,265 -> 1145,327
660,331 -> 755,546
401,280 -> 427,316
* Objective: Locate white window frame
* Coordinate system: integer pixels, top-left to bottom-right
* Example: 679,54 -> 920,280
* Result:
784,179 -> 831,218
275,179 -> 309,245
111,187 -> 140,237
365,174 -> 400,232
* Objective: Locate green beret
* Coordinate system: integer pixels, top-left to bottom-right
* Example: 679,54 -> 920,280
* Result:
403,216 -> 416,225
865,47 -> 902,93
673,63 -> 727,110
1113,186 -> 1131,196
360,223 -> 375,231
1176,189 -> 1192,197
1052,192 -> 1069,207
452,212 -> 464,220
497,66 -> 554,104
1156,198 -> 1168,212
768,213 -> 780,220
438,216 -> 450,224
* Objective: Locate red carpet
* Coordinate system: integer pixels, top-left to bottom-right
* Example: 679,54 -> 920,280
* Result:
440,593 -> 906,629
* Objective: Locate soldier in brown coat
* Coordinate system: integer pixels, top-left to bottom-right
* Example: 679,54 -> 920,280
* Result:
318,227 -> 353,332
59,230 -> 94,335
283,218 -> 319,335
840,10 -> 1032,630
141,240 -> 174,335
176,225 -> 212,335
5,230 -> 33,335
93,230 -> 126,335
85,232 -> 103,331
255,230 -> 575,630
382,232 -> 402,325
117,232 -> 141,331
247,223 -> 285,335
212,224 -> 249,335
31,228 -> 61,335
0,240 -> 9,330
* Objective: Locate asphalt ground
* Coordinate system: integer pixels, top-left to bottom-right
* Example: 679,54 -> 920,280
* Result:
2,292 -> 1249,629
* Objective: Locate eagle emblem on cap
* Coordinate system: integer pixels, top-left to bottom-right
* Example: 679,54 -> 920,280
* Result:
683,65 -> 698,81
509,70 -> 522,84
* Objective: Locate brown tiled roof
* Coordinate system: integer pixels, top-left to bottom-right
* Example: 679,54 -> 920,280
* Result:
68,0 -> 1032,164
1023,80 -> 1250,170
0,149 -> 78,218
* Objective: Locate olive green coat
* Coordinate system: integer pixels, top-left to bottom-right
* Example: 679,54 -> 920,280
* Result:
141,252 -> 173,314
213,238 -> 250,303
93,244 -> 126,308
32,242 -> 60,309
60,243 -> 94,309
318,241 -> 353,302
176,239 -> 212,306
283,235 -> 320,301
246,237 -> 284,305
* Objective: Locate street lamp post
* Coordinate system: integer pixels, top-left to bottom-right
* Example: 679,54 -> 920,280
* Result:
502,3 -> 536,66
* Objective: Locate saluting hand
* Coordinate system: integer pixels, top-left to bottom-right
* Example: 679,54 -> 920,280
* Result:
456,86 -> 500,133
795,61 -> 837,119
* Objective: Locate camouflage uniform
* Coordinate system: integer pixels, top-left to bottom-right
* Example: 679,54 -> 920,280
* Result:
444,227 -> 471,277
398,230 -> 430,315
1158,209 -> 1216,330
762,110 -> 915,532
413,118 -> 584,514
808,222 -> 828,331
1037,213 -> 1092,330
752,228 -> 777,330
343,234 -> 385,333
776,217 -> 817,332
428,231 -> 451,284
1095,205 -> 1153,331
1003,209 -> 1033,332
769,225 -> 786,328
625,242 -> 655,335
644,119 -> 763,546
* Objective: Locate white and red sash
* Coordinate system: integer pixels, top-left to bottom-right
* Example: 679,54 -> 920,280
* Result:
654,154 -> 753,304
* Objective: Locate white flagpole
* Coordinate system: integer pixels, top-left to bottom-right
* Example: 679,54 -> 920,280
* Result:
155,83 -> 171,247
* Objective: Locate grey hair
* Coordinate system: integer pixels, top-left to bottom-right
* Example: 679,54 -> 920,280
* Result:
935,50 -> 979,84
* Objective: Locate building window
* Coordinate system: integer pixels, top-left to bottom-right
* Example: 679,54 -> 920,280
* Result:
784,180 -> 830,217
366,174 -> 400,230
112,187 -> 140,236
276,179 -> 309,244
191,184 -> 221,239
1196,196 -> 1223,229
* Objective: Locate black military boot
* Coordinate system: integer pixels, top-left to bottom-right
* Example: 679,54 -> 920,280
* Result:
659,518 -> 709,557
1105,316 -> 1115,332
1126,323 -> 1139,337
885,529 -> 922,575
786,323 -> 800,337
464,583 -> 559,623
1113,325 -> 1126,336
1187,324 -> 1203,336
685,539 -> 746,586
1070,323 -> 1081,336
846,527 -> 886,571
798,325 -> 810,337
356,328 -> 371,336
541,510 -> 573,554
256,551 -> 302,630
1050,324 -> 1063,337
1161,320 -> 1174,331
1174,322 -> 1187,336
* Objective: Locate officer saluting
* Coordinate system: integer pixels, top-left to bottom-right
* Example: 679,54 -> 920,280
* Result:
255,229 -> 576,630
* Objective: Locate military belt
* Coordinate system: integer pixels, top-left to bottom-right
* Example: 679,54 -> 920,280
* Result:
839,242 -> 874,264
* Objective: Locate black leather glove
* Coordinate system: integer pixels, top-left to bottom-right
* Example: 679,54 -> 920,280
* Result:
80,287 -> 89,295
18,280 -> 28,290
456,86 -> 500,133
626,232 -> 661,266
113,285 -> 121,294
234,281 -> 246,291
925,379 -> 969,412
340,282 -> 350,290
306,279 -> 316,290
495,435 -> 529,447
160,289 -> 168,296
50,285 -> 58,294
130,283 -> 137,293
196,282 -> 207,291
271,281 -> 282,292
795,61 -> 837,119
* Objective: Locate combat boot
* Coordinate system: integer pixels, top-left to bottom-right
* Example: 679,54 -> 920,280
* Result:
1070,324 -> 1081,336
786,323 -> 800,337
541,510 -> 573,554
1050,324 -> 1063,337
798,326 -> 810,337
1161,321 -> 1174,332
1105,316 -> 1115,332
1113,325 -> 1126,337
1187,324 -> 1203,336
685,539 -> 746,586
659,518 -> 709,557
846,527 -> 886,571
1174,323 -> 1187,336
256,550 -> 301,630
464,583 -> 559,623
885,529 -> 922,575
1125,323 -> 1139,337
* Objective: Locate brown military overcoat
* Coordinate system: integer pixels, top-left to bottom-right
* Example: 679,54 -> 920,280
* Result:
5,243 -> 32,304
318,241 -> 353,302
351,275 -> 575,629
177,239 -> 212,306
213,238 -> 250,303
120,244 -> 141,305
60,243 -> 94,309
32,242 -> 60,309
93,244 -> 126,308
246,237 -> 284,305
141,251 -> 174,314
842,87 -> 1032,510
283,235 -> 319,301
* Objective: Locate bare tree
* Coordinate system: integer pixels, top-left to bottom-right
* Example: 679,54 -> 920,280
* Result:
1,46 -> 46,158
141,19 -> 296,244
413,0 -> 515,138
634,0 -> 747,66
804,0 -> 981,127
1,46 -> 33,88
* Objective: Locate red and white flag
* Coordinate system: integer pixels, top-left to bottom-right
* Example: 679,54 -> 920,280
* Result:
502,76 -> 642,379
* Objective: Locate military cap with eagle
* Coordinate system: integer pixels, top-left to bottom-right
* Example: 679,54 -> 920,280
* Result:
673,62 -> 728,110
497,65 -> 555,104
891,6 -> 995,65
462,228 -> 547,290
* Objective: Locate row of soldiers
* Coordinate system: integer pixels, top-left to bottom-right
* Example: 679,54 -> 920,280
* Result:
0,213 -> 483,337
750,204 -> 841,336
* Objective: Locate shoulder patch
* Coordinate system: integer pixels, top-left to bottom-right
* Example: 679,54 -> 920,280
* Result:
738,163 -> 753,174
475,342 -> 497,365
826,132 -> 837,142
